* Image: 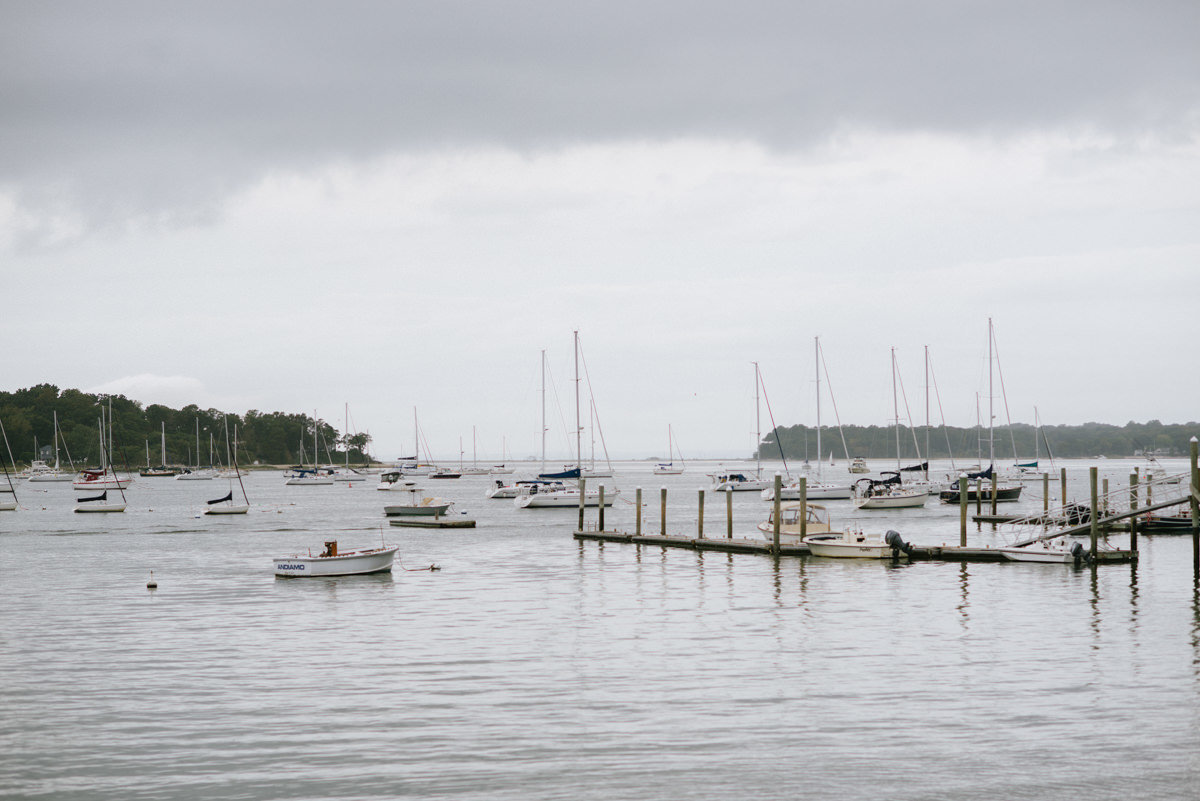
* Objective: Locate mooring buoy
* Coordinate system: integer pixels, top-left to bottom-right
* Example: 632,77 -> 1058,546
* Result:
147,571 -> 157,590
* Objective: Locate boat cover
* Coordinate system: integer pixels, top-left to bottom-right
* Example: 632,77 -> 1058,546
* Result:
78,491 -> 107,503
207,491 -> 234,505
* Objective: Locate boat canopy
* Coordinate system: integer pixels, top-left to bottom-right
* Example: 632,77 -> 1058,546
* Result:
855,472 -> 902,490
207,491 -> 234,505
1015,460 -> 1038,468
900,461 -> 928,472
78,491 -> 107,503
965,465 -> 993,480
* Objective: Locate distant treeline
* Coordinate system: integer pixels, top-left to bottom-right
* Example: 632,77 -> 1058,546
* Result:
0,384 -> 370,467
760,420 -> 1199,462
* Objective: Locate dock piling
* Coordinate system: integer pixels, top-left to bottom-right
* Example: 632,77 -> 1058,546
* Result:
598,485 -> 605,531
697,488 -> 704,538
725,487 -> 733,539
636,487 -> 642,536
660,486 -> 667,536
799,476 -> 807,541
579,477 -> 586,531
1061,467 -> 1068,507
772,473 -> 782,554
959,475 -> 968,546
990,473 -> 998,515
1043,473 -> 1049,513
1089,467 -> 1099,560
1191,437 -> 1199,575
1129,472 -> 1137,552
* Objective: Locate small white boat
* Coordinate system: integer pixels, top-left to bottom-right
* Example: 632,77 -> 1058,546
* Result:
377,471 -> 417,491
489,465 -> 516,475
73,469 -> 133,490
848,457 -> 870,474
757,502 -> 834,544
710,472 -> 770,492
804,528 -> 908,559
382,482 -> 454,517
22,459 -> 73,482
515,484 -> 619,508
203,488 -> 249,515
273,540 -> 398,577
175,468 -> 215,481
999,538 -> 1084,563
0,499 -> 16,511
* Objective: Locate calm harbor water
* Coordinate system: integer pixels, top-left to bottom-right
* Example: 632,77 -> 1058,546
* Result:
2,458 -> 1198,800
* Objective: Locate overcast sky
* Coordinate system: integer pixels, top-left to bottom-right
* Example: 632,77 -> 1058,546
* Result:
3,1 -> 1198,461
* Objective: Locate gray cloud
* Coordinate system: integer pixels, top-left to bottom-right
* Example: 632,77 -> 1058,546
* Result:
3,0 -> 1198,230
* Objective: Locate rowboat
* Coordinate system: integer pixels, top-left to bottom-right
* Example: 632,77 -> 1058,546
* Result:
273,540 -> 398,577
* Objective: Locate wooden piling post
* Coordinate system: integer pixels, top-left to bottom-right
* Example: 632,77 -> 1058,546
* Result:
1061,467 -> 1068,507
578,477 -> 586,532
660,486 -> 667,536
799,476 -> 808,541
990,473 -> 998,515
1129,472 -> 1138,552
959,475 -> 968,546
725,487 -> 733,539
975,478 -> 982,515
697,488 -> 705,539
772,472 -> 782,553
598,484 -> 605,532
1191,437 -> 1199,575
635,487 -> 642,537
1102,477 -> 1109,516
1089,466 -> 1099,560
1042,472 -> 1049,513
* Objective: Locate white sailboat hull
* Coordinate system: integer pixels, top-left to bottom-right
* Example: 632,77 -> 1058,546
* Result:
853,491 -> 927,509
74,503 -> 126,513
763,483 -> 854,501
0,500 -> 16,511
286,476 -> 334,485
28,473 -> 74,482
516,489 -> 619,508
73,476 -> 133,490
204,504 -> 249,515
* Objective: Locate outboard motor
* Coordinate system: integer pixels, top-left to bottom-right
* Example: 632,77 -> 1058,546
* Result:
1070,541 -> 1086,565
884,529 -> 913,555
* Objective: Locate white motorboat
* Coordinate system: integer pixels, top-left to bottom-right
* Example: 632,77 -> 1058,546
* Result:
804,528 -> 909,559
999,538 -> 1085,563
489,465 -> 516,475
273,540 -> 398,577
486,478 -> 564,499
382,482 -> 454,517
22,459 -> 73,482
756,502 -> 834,544
73,468 -> 133,490
848,458 -> 870,474
176,467 -> 215,480
377,471 -> 417,490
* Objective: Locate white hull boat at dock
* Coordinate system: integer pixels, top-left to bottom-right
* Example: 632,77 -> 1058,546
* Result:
273,540 -> 398,577
999,538 -> 1085,563
762,481 -> 854,501
853,488 -> 927,509
803,529 -> 909,559
515,487 -> 619,508
757,502 -> 833,545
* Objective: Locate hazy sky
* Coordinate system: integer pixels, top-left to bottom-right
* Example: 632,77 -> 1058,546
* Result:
3,1 -> 1198,460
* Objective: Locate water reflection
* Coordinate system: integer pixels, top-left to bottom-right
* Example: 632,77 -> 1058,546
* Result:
956,562 -> 970,630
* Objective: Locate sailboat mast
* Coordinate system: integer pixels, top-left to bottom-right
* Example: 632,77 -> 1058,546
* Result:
892,348 -> 900,471
754,361 -> 761,478
345,403 -> 349,469
924,345 -> 930,481
574,330 -> 581,470
815,337 -> 821,480
540,350 -> 547,473
195,419 -> 200,470
1034,406 -> 1041,463
53,410 -> 60,470
161,422 -> 167,466
988,317 -> 995,468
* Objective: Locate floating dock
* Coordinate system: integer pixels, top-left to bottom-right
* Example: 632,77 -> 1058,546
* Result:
573,529 -> 1135,563
390,517 -> 477,529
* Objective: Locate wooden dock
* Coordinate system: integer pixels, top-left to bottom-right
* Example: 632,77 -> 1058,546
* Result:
390,517 -> 477,529
574,529 -> 1135,563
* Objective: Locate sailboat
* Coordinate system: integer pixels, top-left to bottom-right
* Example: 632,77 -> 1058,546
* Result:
710,362 -> 770,492
460,427 -> 491,475
852,349 -> 926,510
518,331 -> 619,508
23,411 -> 76,482
653,425 -> 685,475
286,413 -> 335,485
140,422 -> 180,476
0,419 -> 19,510
74,402 -> 129,511
177,419 -> 214,480
764,338 -> 853,501
73,399 -> 134,491
205,417 -> 250,514
489,436 -> 516,475
939,319 -> 1024,504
